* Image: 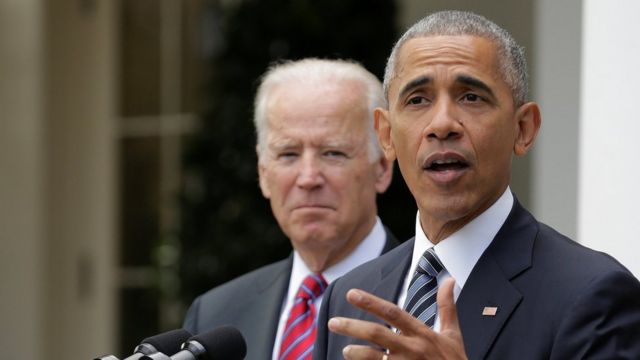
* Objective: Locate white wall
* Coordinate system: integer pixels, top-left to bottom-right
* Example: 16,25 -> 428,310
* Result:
579,0 -> 640,276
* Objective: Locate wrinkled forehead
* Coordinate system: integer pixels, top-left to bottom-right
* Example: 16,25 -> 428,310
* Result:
398,35 -> 500,76
389,35 -> 505,96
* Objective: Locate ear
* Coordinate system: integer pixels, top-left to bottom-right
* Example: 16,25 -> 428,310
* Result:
256,146 -> 271,198
374,107 -> 397,161
513,102 -> 541,156
374,154 -> 394,194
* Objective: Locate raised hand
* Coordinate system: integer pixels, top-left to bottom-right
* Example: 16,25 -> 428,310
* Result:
327,278 -> 467,360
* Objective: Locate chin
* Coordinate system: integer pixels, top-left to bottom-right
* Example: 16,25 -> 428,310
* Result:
294,226 -> 331,244
424,195 -> 474,220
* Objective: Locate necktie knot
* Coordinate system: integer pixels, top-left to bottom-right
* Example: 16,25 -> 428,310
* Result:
296,273 -> 327,302
416,247 -> 444,278
403,247 -> 445,328
279,273 -> 327,360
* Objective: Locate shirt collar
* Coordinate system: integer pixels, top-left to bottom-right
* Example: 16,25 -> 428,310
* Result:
412,188 -> 513,289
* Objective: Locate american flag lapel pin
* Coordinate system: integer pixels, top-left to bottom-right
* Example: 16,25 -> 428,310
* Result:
482,306 -> 498,316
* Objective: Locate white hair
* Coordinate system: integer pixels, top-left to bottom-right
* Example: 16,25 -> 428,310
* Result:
253,58 -> 384,162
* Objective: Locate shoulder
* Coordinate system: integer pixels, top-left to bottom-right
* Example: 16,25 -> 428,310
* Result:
534,222 -> 632,282
183,257 -> 291,332
192,258 -> 291,306
533,225 -> 640,356
497,199 -> 632,286
516,219 -> 639,322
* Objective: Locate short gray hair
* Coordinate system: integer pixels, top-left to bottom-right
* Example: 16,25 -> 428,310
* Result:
254,58 -> 384,162
383,10 -> 528,107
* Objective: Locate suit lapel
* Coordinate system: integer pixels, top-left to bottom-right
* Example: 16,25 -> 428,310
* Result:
362,240 -> 413,324
457,198 -> 538,359
457,256 -> 522,359
245,256 -> 292,357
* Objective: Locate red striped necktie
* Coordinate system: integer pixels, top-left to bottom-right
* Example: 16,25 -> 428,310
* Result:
278,273 -> 327,360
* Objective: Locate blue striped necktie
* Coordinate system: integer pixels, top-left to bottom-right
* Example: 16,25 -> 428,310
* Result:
402,248 -> 445,327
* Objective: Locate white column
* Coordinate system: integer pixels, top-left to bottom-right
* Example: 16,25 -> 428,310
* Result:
579,0 -> 640,276
0,1 -> 45,358
531,0 -> 582,240
1,1 -> 118,358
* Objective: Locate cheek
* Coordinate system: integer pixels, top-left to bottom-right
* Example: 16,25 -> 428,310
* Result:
468,120 -> 511,154
333,168 -> 372,202
473,135 -> 513,179
329,172 -> 357,199
393,124 -> 422,161
266,171 -> 296,201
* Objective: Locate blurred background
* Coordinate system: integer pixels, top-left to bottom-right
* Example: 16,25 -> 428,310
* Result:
2,0 -> 639,359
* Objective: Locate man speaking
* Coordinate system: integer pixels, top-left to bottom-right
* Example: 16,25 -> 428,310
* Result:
314,11 -> 640,359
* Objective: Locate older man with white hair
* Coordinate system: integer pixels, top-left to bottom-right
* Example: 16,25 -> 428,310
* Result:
183,58 -> 399,360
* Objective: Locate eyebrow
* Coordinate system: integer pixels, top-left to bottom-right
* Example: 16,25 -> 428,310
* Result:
396,74 -> 497,103
397,75 -> 432,101
268,140 -> 298,150
456,75 -> 496,99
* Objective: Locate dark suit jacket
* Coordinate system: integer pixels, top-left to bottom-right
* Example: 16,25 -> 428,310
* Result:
183,229 -> 398,360
314,199 -> 640,359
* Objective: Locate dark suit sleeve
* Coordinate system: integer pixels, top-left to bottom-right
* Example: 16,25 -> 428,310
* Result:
550,270 -> 640,359
183,296 -> 201,335
313,281 -> 337,360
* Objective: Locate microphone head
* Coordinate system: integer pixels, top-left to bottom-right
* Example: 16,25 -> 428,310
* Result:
141,328 -> 192,356
189,325 -> 247,360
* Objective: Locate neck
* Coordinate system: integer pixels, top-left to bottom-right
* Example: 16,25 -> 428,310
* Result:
420,189 -> 506,244
295,216 -> 376,272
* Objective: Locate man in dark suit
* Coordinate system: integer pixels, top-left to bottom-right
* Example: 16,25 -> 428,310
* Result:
183,59 -> 398,360
314,11 -> 640,359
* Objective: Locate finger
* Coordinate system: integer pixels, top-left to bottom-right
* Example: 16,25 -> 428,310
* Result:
345,288 -> 430,336
328,317 -> 402,351
342,344 -> 385,360
437,278 -> 461,333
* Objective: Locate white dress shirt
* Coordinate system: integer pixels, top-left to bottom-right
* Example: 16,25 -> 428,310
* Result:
271,217 -> 387,359
396,188 -> 513,332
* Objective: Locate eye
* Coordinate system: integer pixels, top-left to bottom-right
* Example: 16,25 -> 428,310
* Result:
324,150 -> 346,158
407,96 -> 428,105
277,151 -> 298,160
461,93 -> 481,102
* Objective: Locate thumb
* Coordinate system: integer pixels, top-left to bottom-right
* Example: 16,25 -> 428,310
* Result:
437,277 -> 461,333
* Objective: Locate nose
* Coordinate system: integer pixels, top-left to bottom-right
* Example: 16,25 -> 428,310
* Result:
426,97 -> 462,141
296,154 -> 324,189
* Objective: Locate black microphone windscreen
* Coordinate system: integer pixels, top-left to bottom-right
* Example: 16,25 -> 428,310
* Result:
190,326 -> 246,360
142,329 -> 192,356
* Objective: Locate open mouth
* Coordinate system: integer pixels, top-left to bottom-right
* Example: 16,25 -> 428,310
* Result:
424,157 -> 469,172
422,152 -> 470,184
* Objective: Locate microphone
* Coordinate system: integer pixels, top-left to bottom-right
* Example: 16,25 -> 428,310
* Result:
126,329 -> 192,360
142,325 -> 246,360
94,329 -> 192,360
